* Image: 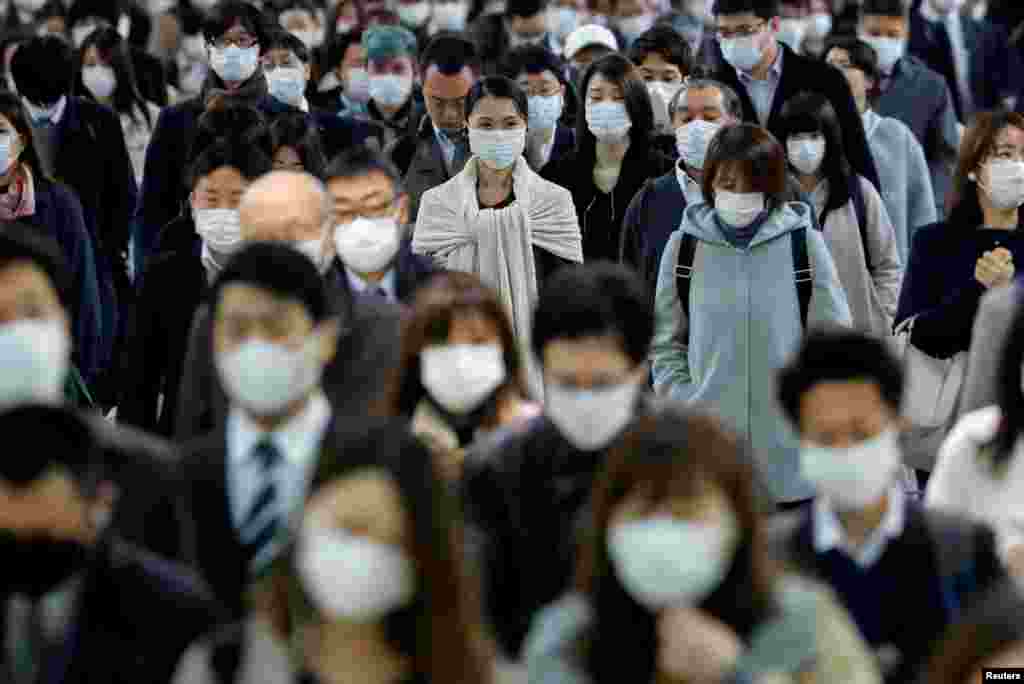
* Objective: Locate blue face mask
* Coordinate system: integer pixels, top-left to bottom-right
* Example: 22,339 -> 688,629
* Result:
266,66 -> 307,106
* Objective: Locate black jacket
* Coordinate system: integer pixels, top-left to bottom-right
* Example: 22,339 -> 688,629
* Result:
130,45 -> 168,107
390,116 -> 467,223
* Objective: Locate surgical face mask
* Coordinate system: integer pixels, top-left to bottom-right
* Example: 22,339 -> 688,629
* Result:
369,74 -> 413,108
528,94 -> 562,131
181,34 -> 208,60
0,319 -> 70,410
859,35 -> 905,74
616,13 -> 654,45
23,96 -> 65,127
787,135 -> 826,176
508,30 -> 548,49
334,216 -> 401,274
719,31 -> 766,72
194,208 -> 242,252
647,81 -> 681,131
675,119 -> 721,170
291,29 -> 320,49
420,343 -> 507,414
550,6 -> 578,40
346,67 -> 371,102
216,335 -> 326,416
81,64 -> 117,100
800,428 -> 901,510
715,190 -> 765,228
209,44 -> 260,82
469,127 -> 526,170
586,101 -> 632,143
776,17 -> 807,50
297,524 -> 416,621
0,132 -> 20,173
318,70 -> 341,92
431,2 -> 470,32
267,66 -> 307,106
980,159 -> 1024,210
397,1 -> 432,27
807,12 -> 832,39
546,377 -> 641,451
607,509 -> 739,610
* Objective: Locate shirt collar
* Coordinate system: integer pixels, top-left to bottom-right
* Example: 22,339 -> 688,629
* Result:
228,391 -> 331,470
813,485 -> 906,569
345,266 -> 397,301
738,42 -> 784,83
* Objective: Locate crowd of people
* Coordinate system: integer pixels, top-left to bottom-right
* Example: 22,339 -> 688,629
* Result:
3,0 -> 1024,681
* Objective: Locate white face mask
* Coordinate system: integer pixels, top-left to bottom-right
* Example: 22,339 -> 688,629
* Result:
586,101 -> 632,143
675,119 -> 721,170
979,159 -> 1024,210
369,74 -> 413,108
647,81 -> 681,131
528,94 -> 562,132
194,207 -> 242,253
420,343 -> 507,414
267,66 -> 307,106
800,428 -> 901,510
776,17 -> 807,50
787,135 -> 826,176
82,64 -> 117,100
216,334 -> 326,416
616,13 -> 654,44
346,67 -> 371,102
719,31 -> 765,72
546,377 -> 641,451
550,6 -> 578,40
859,35 -> 905,74
397,1 -> 432,27
469,127 -> 526,170
607,510 -> 739,610
0,319 -> 70,410
297,524 -> 416,621
334,216 -> 401,274
209,44 -> 260,83
0,131 -> 21,173
715,190 -> 765,228
807,12 -> 832,39
431,1 -> 470,32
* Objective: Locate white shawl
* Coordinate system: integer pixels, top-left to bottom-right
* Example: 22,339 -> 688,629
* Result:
412,156 -> 583,398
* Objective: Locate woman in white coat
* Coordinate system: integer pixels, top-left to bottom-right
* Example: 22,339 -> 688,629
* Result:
413,76 -> 584,397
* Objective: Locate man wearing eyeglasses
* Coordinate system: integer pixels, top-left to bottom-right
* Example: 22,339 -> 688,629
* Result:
708,0 -> 881,192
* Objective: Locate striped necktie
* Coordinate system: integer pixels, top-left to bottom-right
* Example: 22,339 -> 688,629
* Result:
240,440 -> 283,571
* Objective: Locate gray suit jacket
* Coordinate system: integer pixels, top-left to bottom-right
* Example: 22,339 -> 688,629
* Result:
959,282 -> 1022,417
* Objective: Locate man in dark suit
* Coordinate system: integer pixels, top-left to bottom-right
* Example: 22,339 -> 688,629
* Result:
326,146 -> 437,307
0,405 -> 224,684
174,171 -> 403,443
470,0 -> 562,75
179,243 -> 353,616
708,0 -> 881,191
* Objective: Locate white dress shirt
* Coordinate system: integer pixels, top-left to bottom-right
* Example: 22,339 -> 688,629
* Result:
346,266 -> 398,302
813,485 -> 906,569
737,44 -> 784,126
919,1 -> 973,116
226,391 -> 331,535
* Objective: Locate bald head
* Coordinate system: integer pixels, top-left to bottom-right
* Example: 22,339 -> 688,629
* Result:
239,171 -> 331,244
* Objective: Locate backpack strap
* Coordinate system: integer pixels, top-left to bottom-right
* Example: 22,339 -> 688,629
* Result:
849,176 -> 872,275
674,232 -> 699,323
791,227 -> 812,328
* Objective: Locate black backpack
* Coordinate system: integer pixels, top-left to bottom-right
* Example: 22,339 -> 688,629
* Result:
675,228 -> 813,328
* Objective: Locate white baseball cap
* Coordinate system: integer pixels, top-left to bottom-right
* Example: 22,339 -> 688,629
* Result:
563,24 -> 619,60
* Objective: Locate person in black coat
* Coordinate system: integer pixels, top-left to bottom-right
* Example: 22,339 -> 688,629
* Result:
541,54 -> 673,263
0,405 -> 224,684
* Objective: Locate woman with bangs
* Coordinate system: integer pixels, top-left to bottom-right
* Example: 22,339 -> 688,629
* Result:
523,407 -> 881,684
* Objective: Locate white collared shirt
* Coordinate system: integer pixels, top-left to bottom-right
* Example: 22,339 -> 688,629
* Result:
226,392 -> 331,534
346,266 -> 397,302
919,1 -> 973,116
813,485 -> 906,569
737,44 -> 784,125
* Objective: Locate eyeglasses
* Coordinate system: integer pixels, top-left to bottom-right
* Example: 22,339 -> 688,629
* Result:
335,202 -> 398,226
212,34 -> 258,49
715,21 -> 765,40
521,84 -> 562,97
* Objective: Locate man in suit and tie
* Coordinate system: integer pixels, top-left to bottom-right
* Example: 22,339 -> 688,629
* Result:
327,146 -> 438,306
181,243 -> 346,617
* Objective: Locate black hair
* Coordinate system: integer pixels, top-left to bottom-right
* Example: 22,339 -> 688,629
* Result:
823,36 -> 880,84
270,112 -> 327,178
0,92 -> 48,180
499,45 -> 565,81
466,76 -> 528,122
0,221 -> 71,312
627,25 -> 693,73
67,0 -> 125,28
188,104 -> 273,170
532,261 -> 652,365
265,28 -> 312,64
711,0 -> 781,19
576,54 -> 656,165
777,330 -> 904,428
325,143 -> 404,194
211,242 -> 330,323
202,1 -> 272,47
185,137 -> 274,190
270,0 -> 319,19
859,0 -> 908,20
0,406 -> 97,487
777,90 -> 855,216
420,34 -> 481,77
75,27 -> 152,128
10,36 -> 74,105
702,123 -> 789,206
508,0 -> 547,18
323,28 -> 364,74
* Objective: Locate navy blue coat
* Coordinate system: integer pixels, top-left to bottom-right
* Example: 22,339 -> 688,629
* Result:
618,167 -> 688,291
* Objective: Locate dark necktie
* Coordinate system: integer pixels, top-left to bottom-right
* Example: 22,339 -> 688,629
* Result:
240,440 -> 283,571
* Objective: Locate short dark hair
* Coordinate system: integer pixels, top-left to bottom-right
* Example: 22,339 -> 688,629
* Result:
711,0 -> 781,19
466,76 -> 528,122
0,93 -> 48,180
776,331 -> 904,428
859,0 -> 909,20
823,36 -> 880,84
499,45 -> 565,82
325,144 -> 404,195
777,91 -> 855,214
271,112 -> 328,178
420,35 -> 480,78
508,0 -> 547,18
202,1 -> 272,47
627,25 -> 693,74
211,242 -> 330,324
0,222 -> 71,312
577,54 -> 656,163
11,36 -> 74,105
67,0 -> 124,27
0,406 -> 97,487
323,29 -> 365,74
702,123 -> 788,207
532,261 -> 653,365
265,28 -> 311,63
188,104 -> 273,169
186,138 -> 274,190
669,78 -> 743,120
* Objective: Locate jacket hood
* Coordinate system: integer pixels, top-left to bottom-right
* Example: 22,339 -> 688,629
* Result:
681,200 -> 815,248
